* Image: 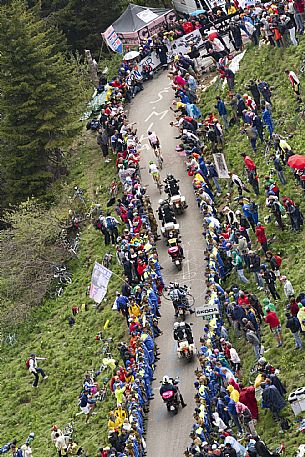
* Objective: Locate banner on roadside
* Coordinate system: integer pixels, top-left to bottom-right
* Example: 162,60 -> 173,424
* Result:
89,262 -> 113,304
213,153 -> 230,179
195,303 -> 219,318
102,26 -> 123,54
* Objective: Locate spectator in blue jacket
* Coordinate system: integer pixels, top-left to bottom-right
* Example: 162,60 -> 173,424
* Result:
224,395 -> 243,434
206,160 -> 221,195
262,104 -> 274,138
215,96 -> 229,130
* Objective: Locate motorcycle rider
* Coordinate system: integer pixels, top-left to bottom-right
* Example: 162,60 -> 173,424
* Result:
173,322 -> 194,344
159,375 -> 187,407
164,174 -> 180,197
158,199 -> 176,226
168,232 -> 184,257
169,283 -> 185,316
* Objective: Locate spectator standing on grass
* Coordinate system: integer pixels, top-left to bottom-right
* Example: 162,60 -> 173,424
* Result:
255,222 -> 268,253
261,379 -> 286,421
232,249 -> 249,284
270,154 -> 286,185
27,354 -> 48,388
105,213 -> 120,245
246,328 -> 261,360
97,128 -> 111,164
297,303 -> 305,333
265,308 -> 283,347
206,160 -> 221,195
280,276 -> 295,299
257,80 -> 272,104
285,69 -> 302,102
285,312 -> 303,349
249,251 -> 264,290
54,432 -> 68,457
262,105 -> 274,138
227,343 -> 241,379
215,96 -> 229,130
21,443 -> 33,457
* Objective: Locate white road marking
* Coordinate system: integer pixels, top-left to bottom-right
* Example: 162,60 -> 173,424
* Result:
144,110 -> 169,123
150,87 -> 171,104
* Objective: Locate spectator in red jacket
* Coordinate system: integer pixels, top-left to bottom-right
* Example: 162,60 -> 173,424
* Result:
290,297 -> 299,317
238,291 -> 250,307
255,222 -> 268,253
182,20 -> 195,34
265,308 -> 283,347
241,152 -> 257,173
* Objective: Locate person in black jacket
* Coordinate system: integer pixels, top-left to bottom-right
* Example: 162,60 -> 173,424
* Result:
285,312 -> 303,348
224,443 -> 237,457
229,20 -> 243,51
236,94 -> 247,117
254,437 -> 273,457
246,80 -> 261,108
249,251 -> 264,289
260,265 -> 280,300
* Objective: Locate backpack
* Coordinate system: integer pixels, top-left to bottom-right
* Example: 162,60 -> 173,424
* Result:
26,358 -> 32,369
274,255 -> 282,267
106,217 -> 116,230
280,417 -> 291,431
278,202 -> 286,214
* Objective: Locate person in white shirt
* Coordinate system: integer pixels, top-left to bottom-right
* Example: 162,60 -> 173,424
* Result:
21,443 -> 33,457
147,131 -> 160,150
227,343 -> 241,378
280,275 -> 295,299
285,69 -> 301,101
54,433 -> 68,457
28,353 -> 48,388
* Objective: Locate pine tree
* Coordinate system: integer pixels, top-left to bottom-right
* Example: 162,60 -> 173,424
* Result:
0,1 -> 81,204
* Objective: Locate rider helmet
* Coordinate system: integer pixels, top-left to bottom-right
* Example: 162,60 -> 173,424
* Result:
149,160 -> 154,165
258,357 -> 266,366
162,375 -> 170,384
173,322 -> 180,329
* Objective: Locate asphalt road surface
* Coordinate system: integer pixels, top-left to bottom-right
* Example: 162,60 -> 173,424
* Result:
129,71 -> 207,457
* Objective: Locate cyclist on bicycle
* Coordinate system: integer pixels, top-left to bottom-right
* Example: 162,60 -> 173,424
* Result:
149,160 -> 161,186
148,131 -> 160,153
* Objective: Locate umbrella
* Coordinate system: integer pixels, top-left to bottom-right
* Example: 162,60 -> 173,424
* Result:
190,9 -> 206,16
124,51 -> 140,61
287,154 -> 305,170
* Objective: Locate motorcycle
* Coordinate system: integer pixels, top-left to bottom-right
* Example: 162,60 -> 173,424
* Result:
168,283 -> 195,319
167,236 -> 183,271
177,302 -> 187,320
177,339 -> 196,360
164,177 -> 187,215
170,194 -> 187,215
160,378 -> 180,414
161,221 -> 180,239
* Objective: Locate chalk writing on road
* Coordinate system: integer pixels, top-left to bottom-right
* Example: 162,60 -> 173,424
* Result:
149,86 -> 171,104
145,109 -> 169,123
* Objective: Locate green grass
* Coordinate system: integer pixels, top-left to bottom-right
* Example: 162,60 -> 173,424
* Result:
200,42 -> 305,453
0,132 -> 127,456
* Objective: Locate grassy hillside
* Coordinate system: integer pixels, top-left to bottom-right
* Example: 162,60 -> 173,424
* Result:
0,132 -> 127,455
200,42 -> 305,454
